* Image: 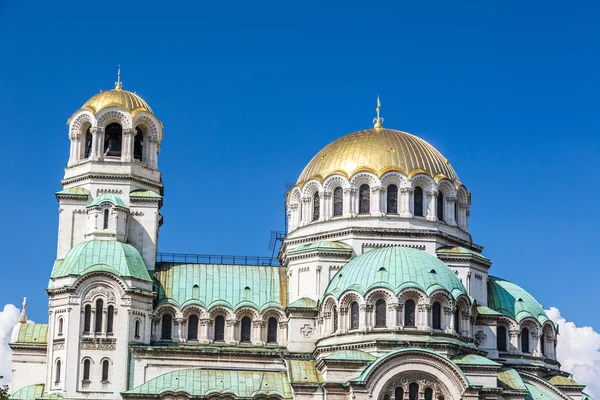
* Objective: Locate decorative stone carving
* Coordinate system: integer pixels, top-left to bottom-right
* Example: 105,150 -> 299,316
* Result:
300,324 -> 314,338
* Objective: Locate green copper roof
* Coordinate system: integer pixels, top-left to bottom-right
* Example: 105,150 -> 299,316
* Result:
488,276 -> 550,325
56,187 -> 89,196
324,247 -> 468,300
10,384 -> 44,400
524,383 -> 564,400
87,193 -> 128,208
123,368 -> 292,398
477,305 -> 503,316
12,323 -> 48,344
451,354 -> 501,367
130,189 -> 162,198
497,369 -> 527,391
50,240 -> 151,283
288,241 -> 352,255
583,393 -> 595,400
436,246 -> 490,262
547,376 -> 584,386
287,298 -> 317,308
323,349 -> 377,362
154,263 -> 287,311
286,360 -> 323,383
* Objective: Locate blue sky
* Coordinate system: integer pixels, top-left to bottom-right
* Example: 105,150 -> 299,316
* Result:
0,1 -> 598,331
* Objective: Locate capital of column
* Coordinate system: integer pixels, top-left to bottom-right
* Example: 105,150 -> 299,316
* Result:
509,330 -> 521,338
371,186 -> 385,194
123,128 -> 136,136
400,187 -> 414,194
446,196 -> 457,203
301,197 -> 311,204
288,203 -> 299,210
426,191 -> 438,198
322,191 -> 332,199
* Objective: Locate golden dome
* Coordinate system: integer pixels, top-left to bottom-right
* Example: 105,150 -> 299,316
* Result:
81,87 -> 153,116
297,128 -> 460,186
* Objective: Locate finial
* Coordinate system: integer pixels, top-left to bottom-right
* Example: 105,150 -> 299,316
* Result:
373,96 -> 384,128
115,64 -> 122,90
18,297 -> 27,324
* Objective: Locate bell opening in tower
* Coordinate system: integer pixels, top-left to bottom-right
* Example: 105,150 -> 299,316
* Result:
104,123 -> 123,157
134,127 -> 144,161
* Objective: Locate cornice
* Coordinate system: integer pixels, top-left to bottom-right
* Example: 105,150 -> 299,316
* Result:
61,173 -> 163,193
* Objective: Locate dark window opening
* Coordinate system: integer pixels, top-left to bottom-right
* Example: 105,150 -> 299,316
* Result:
395,387 -> 404,400
83,359 -> 90,381
359,184 -> 370,214
414,187 -> 424,216
188,315 -> 199,341
521,327 -> 530,353
497,325 -> 507,351
95,299 -> 103,333
375,299 -> 386,328
161,314 -> 172,340
214,315 -> 225,342
312,191 -> 320,221
333,187 -> 343,216
55,360 -> 61,383
454,308 -> 460,334
104,123 -> 123,157
387,184 -> 398,213
541,333 -> 546,356
241,316 -> 252,343
425,388 -> 433,400
103,209 -> 109,230
84,305 -> 91,333
404,299 -> 416,327
409,383 -> 419,400
134,320 -> 141,339
432,302 -> 441,330
106,305 -> 114,334
58,318 -> 63,336
101,360 -> 109,381
134,127 -> 144,161
332,307 -> 338,332
267,317 -> 278,344
437,191 -> 444,221
350,302 -> 360,330
85,128 -> 92,158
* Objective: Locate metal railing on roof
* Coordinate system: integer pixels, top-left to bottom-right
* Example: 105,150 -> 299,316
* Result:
156,252 -> 279,266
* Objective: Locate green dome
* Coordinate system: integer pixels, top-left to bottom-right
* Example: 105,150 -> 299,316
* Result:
50,240 -> 151,284
487,276 -> 550,325
324,246 -> 468,300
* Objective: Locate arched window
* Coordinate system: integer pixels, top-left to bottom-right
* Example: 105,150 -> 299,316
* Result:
95,299 -> 103,333
404,299 -> 416,327
312,192 -> 320,221
541,333 -> 546,356
267,317 -> 278,344
497,325 -> 507,351
425,388 -> 433,400
188,315 -> 199,341
375,299 -> 386,328
101,360 -> 109,382
395,387 -> 404,400
83,359 -> 91,381
134,320 -> 141,339
104,123 -> 122,157
240,316 -> 252,343
192,285 -> 200,299
414,187 -> 424,216
521,327 -> 530,353
214,315 -> 225,342
384,395 -> 390,400
103,209 -> 109,230
134,127 -> 144,161
332,307 -> 338,333
454,201 -> 459,224
387,185 -> 398,214
432,302 -> 441,330
333,187 -> 343,216
107,305 -> 114,334
85,128 -> 92,158
57,318 -> 63,336
55,359 -> 61,383
409,382 -> 419,400
437,191 -> 444,221
161,314 -> 172,340
84,304 -> 91,333
350,302 -> 360,330
454,307 -> 460,334
359,184 -> 370,214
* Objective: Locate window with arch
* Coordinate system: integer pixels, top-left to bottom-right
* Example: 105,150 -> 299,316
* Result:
104,123 -> 123,157
188,315 -> 199,341
375,299 -> 387,328
214,315 -> 225,342
134,320 -> 141,339
497,325 -> 508,351
57,317 -> 63,336
103,209 -> 109,230
409,382 -> 419,400
84,127 -> 93,158
359,184 -> 370,214
84,304 -> 91,333
101,359 -> 110,382
240,316 -> 252,343
192,284 -> 200,299
333,187 -> 343,216
387,184 -> 398,214
395,387 -> 404,400
384,395 -> 390,400
454,307 -> 460,334
350,302 -> 359,330
95,299 -> 103,333
107,305 -> 114,334
134,127 -> 144,161
454,201 -> 458,224
332,307 -> 338,333
267,317 -> 278,344
55,359 -> 61,383
414,187 -> 424,216
161,314 -> 172,340
404,299 -> 416,327
521,327 -> 530,353
432,302 -> 442,330
312,191 -> 320,221
82,359 -> 91,381
437,191 -> 444,221
541,333 -> 546,356
425,388 -> 433,400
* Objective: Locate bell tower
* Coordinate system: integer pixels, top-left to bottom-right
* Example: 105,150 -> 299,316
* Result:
57,69 -> 163,270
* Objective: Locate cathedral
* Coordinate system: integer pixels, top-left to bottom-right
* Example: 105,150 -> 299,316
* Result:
8,78 -> 593,400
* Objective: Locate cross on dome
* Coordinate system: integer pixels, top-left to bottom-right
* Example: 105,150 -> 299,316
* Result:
115,64 -> 122,90
373,96 -> 384,128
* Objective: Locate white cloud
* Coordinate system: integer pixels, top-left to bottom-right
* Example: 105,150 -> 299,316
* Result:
0,304 -> 21,386
547,307 -> 600,398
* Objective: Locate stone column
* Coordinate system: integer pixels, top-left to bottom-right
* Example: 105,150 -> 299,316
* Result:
444,306 -> 454,333
322,191 -> 332,221
122,129 -> 135,162
90,127 -> 101,161
288,203 -> 299,231
509,330 -> 520,354
446,196 -> 457,226
418,304 -> 432,331
199,319 -> 211,344
338,307 -> 348,334
426,191 -> 438,221
252,320 -> 265,345
318,190 -> 326,221
389,303 -> 399,330
147,135 -> 159,169
279,321 -> 288,345
458,202 -> 469,230
68,133 -> 80,166
173,318 -> 184,342
371,186 -> 384,216
533,330 -> 543,357
343,188 -> 352,217
300,197 -> 311,226
400,188 -> 413,218
225,319 -> 238,344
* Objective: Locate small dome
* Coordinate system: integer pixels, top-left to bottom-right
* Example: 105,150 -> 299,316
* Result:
487,276 -> 550,325
324,246 -> 467,300
49,240 -> 151,285
81,87 -> 153,116
297,128 -> 459,186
